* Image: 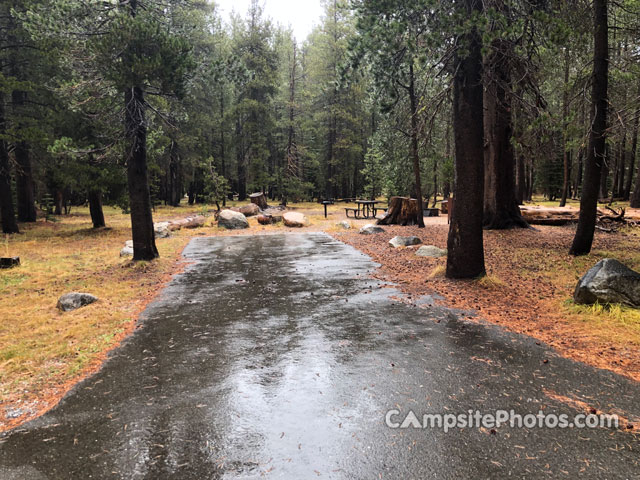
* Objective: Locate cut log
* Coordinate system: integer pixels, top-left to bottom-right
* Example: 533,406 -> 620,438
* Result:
249,192 -> 268,210
377,197 -> 420,226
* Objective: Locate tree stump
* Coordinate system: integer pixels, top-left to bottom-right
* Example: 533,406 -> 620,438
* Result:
377,197 -> 421,226
249,192 -> 268,210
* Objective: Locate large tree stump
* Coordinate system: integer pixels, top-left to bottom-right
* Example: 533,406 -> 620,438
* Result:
377,197 -> 421,226
249,192 -> 268,210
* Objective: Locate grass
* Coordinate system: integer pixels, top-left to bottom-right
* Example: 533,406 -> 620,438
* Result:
0,205 -> 199,410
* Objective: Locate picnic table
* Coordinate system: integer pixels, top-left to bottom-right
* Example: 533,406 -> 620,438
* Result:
345,200 -> 383,219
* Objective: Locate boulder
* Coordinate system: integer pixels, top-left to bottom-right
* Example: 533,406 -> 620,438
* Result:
57,292 -> 99,312
389,236 -> 422,248
416,246 -> 447,258
336,221 -> 351,230
218,209 -> 249,230
574,259 -> 640,307
263,208 -> 284,223
239,204 -> 260,217
120,240 -> 134,257
154,221 -> 171,238
359,224 -> 384,235
283,212 -> 308,228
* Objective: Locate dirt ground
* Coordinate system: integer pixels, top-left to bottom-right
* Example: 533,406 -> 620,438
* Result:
332,218 -> 640,384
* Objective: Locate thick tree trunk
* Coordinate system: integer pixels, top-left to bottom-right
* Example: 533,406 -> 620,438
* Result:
408,61 -> 425,228
54,190 -> 64,215
570,0 -> 608,255
447,0 -> 486,279
377,197 -> 420,226
89,190 -> 106,228
483,41 -> 527,230
0,92 -> 18,233
125,85 -> 158,261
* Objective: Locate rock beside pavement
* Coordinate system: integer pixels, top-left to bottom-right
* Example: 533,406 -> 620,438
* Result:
389,236 -> 421,248
359,224 -> 384,235
283,212 -> 308,228
574,258 -> 640,307
416,246 -> 447,258
57,292 -> 99,312
218,210 -> 249,230
336,221 -> 351,230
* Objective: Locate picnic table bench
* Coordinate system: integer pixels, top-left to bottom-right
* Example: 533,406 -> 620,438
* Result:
345,200 -> 383,219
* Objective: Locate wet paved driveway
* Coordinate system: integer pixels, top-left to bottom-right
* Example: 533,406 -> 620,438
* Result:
1,233 -> 639,479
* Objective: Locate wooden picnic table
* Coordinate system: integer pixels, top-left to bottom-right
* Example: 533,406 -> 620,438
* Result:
344,200 -> 383,219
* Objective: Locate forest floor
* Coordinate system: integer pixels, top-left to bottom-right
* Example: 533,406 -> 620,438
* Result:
1,199 -> 639,432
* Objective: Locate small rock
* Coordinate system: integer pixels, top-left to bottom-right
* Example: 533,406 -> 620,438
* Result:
416,246 -> 447,258
0,257 -> 20,269
5,408 -> 26,419
359,224 -> 384,235
120,240 -> 134,257
238,204 -> 260,217
57,292 -> 99,312
574,258 -> 640,307
336,221 -> 351,230
283,212 -> 309,228
218,210 -> 249,230
389,236 -> 422,248
154,221 -> 171,238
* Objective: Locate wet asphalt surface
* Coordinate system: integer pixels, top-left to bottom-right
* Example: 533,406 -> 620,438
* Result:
1,233 -> 639,479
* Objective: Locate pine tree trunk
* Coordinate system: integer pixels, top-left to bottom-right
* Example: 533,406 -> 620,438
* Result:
559,48 -> 571,207
125,85 -> 158,261
0,92 -> 18,234
447,0 -> 485,279
168,140 -> 181,207
571,0 -> 608,256
624,81 -> 639,201
516,154 -> 526,205
89,189 -> 105,228
482,39 -> 527,229
408,61 -> 425,228
12,89 -> 36,223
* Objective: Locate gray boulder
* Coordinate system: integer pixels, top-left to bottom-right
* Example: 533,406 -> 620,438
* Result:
283,212 -> 309,228
57,292 -> 99,312
416,246 -> 447,258
336,220 -> 351,230
359,224 -> 384,235
238,204 -> 260,217
120,240 -> 134,257
574,259 -> 640,307
218,210 -> 249,230
389,236 -> 421,248
154,221 -> 171,238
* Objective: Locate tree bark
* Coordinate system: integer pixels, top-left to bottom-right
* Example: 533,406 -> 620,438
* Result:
482,39 -> 527,229
570,0 -> 608,256
624,81 -> 639,201
89,189 -> 105,228
0,92 -> 18,233
168,139 -> 181,207
447,0 -> 486,279
408,61 -> 425,228
559,48 -> 571,207
377,196 -> 420,226
12,89 -> 36,223
249,192 -> 268,210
